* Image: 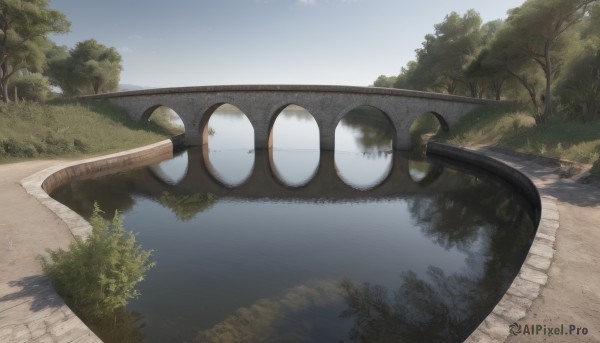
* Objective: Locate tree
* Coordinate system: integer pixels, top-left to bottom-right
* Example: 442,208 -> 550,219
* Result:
7,70 -> 51,102
48,39 -> 122,96
488,0 -> 597,122
0,0 -> 70,102
411,10 -> 483,96
373,74 -> 398,88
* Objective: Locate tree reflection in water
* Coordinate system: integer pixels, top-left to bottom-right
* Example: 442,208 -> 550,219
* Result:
87,308 -> 146,343
339,174 -> 535,343
339,106 -> 393,154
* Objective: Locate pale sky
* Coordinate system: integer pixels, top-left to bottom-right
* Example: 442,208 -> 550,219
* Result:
48,0 -> 525,88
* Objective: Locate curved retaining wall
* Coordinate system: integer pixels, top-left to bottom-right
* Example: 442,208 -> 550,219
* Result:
20,139 -> 555,343
428,142 -> 558,343
21,139 -> 175,239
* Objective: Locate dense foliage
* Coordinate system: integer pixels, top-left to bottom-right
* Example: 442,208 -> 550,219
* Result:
375,0 -> 600,122
47,39 -> 122,96
39,204 -> 155,319
0,1 -> 122,102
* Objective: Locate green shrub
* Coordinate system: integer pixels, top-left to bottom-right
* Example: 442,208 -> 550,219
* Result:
8,72 -> 51,103
1,138 -> 38,157
39,203 -> 155,319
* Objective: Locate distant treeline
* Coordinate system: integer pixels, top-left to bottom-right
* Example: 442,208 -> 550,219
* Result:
374,0 -> 600,123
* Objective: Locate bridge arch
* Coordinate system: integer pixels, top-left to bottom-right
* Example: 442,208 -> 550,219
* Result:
141,104 -> 186,135
266,104 -> 320,187
198,102 -> 255,147
267,103 -> 321,148
334,104 -> 398,151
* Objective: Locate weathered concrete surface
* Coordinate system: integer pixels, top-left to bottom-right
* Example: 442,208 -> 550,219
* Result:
82,85 -> 492,150
429,144 -> 600,343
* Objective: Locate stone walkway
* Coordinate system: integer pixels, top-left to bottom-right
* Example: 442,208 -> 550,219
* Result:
0,160 -> 101,343
471,147 -> 600,343
0,145 -> 599,342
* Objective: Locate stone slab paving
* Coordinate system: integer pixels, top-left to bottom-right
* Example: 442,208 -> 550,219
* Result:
1,140 -> 173,343
0,160 -> 101,343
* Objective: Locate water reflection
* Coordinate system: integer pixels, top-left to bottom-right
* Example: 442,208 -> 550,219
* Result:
50,110 -> 537,342
149,150 -> 188,185
205,105 -> 255,187
335,106 -> 394,190
87,308 -> 146,343
270,105 -> 320,187
339,174 -> 536,343
192,280 -> 345,343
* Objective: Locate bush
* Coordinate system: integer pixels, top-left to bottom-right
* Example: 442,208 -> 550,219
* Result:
0,138 -> 38,157
7,73 -> 51,103
39,203 -> 155,318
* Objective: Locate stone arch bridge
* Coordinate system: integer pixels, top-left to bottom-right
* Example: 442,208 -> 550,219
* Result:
84,85 -> 492,150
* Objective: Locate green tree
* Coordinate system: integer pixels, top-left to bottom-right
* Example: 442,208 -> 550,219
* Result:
556,46 -> 600,121
7,70 -> 50,102
373,74 -> 398,88
487,0 -> 597,122
39,204 -> 155,319
49,39 -> 122,96
411,10 -> 483,96
0,0 -> 69,102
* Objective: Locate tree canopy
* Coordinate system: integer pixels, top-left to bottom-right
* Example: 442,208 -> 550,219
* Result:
375,0 -> 600,122
0,0 -> 70,102
48,39 -> 123,96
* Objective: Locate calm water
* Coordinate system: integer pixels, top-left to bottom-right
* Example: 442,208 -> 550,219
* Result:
51,106 -> 537,343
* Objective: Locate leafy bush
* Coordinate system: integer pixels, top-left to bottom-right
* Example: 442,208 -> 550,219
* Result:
0,138 -> 38,157
7,72 -> 51,102
39,204 -> 155,318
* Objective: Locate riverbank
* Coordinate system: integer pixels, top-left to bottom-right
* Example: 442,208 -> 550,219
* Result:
0,100 -> 170,164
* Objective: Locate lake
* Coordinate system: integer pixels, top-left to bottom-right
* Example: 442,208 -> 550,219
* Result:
51,105 -> 537,343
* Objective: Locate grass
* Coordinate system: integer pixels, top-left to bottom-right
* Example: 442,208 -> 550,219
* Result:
436,102 -> 600,165
0,99 -> 173,163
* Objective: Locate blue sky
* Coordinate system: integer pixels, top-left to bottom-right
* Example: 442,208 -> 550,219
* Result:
48,0 -> 525,88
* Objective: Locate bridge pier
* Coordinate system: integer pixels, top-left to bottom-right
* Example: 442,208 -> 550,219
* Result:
393,129 -> 412,151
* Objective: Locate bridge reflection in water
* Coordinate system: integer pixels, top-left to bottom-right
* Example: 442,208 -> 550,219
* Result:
144,146 -> 450,202
50,145 -> 538,343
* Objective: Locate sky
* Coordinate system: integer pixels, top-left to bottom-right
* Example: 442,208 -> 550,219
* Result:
48,0 -> 525,88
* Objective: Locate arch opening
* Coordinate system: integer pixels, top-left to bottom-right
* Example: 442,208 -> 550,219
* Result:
409,111 -> 449,148
408,159 -> 445,187
201,104 -> 255,187
149,149 -> 189,186
143,105 -> 185,136
334,105 -> 394,190
268,104 -> 320,187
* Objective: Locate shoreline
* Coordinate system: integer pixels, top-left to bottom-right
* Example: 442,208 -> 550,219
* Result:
1,142 -> 598,342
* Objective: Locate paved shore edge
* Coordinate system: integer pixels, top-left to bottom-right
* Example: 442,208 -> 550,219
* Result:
21,140 -> 174,239
3,140 -> 574,342
428,142 -> 558,343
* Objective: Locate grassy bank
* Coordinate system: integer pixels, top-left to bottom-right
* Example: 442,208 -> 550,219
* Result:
429,102 -> 600,166
0,100 -> 175,163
